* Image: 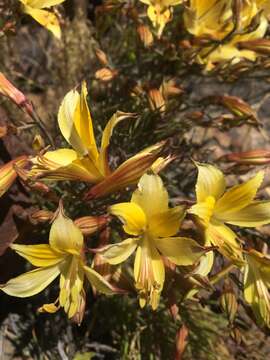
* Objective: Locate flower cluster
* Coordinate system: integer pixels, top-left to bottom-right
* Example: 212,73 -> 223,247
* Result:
1,78 -> 270,326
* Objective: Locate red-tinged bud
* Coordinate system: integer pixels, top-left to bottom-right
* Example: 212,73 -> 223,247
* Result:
30,209 -> 54,224
95,68 -> 118,82
161,79 -> 183,98
95,48 -> 109,66
238,39 -> 270,56
148,88 -> 166,112
0,73 -> 33,116
209,95 -> 258,123
230,327 -> 242,345
74,215 -> 109,235
0,156 -> 28,197
137,24 -> 154,47
175,325 -> 188,360
179,40 -> 192,49
187,111 -> 204,121
223,149 -> 270,165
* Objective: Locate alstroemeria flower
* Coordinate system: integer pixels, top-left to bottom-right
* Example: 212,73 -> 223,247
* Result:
95,173 -> 208,309
140,0 -> 183,37
183,0 -> 268,70
0,205 -> 115,323
0,156 -> 29,198
19,0 -> 65,39
30,82 -> 166,198
188,163 -> 270,273
244,249 -> 270,327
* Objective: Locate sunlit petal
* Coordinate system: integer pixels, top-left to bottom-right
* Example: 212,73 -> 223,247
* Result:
195,163 -> 226,202
148,206 -> 185,237
22,4 -> 61,38
218,200 -> 270,227
131,172 -> 168,218
155,236 -> 206,266
0,265 -> 60,297
214,171 -> 264,218
109,202 -> 146,235
49,206 -> 83,254
96,238 -> 138,265
11,244 -> 64,267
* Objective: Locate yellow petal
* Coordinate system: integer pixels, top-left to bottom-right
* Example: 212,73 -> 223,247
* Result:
131,172 -> 168,218
193,250 -> 214,277
58,89 -> 85,155
86,142 -> 164,198
83,266 -> 115,294
109,202 -> 146,235
148,206 -> 185,237
22,4 -> 61,38
195,162 -> 226,202
11,244 -> 64,267
221,200 -> 270,227
206,221 -> 244,264
155,236 -> 206,266
25,0 -> 65,8
97,238 -> 138,265
99,111 -> 135,176
188,196 -> 216,225
49,206 -> 83,254
31,149 -> 102,182
0,265 -> 60,297
73,82 -> 99,162
214,171 -> 264,219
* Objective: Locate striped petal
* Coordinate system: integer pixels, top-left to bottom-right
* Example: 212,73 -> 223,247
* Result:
214,171 -> 264,219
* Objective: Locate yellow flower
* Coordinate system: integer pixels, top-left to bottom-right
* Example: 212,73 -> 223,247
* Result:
95,173 -> 208,309
19,0 -> 66,39
183,0 -> 268,70
0,156 -> 28,198
188,163 -> 270,273
30,82 -> 166,198
244,249 -> 270,327
140,0 -> 183,37
0,204 -> 115,323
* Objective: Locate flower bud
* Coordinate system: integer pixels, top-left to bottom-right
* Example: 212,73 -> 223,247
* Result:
148,88 -> 166,112
175,325 -> 188,360
238,39 -> 270,56
30,209 -> 54,224
95,68 -> 118,82
223,149 -> 270,165
0,73 -> 33,116
220,283 -> 238,324
137,24 -> 154,47
0,156 -> 28,197
74,215 -> 108,235
95,48 -> 109,66
212,95 -> 258,123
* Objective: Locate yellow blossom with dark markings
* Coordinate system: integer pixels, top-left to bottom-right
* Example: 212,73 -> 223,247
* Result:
30,81 -> 167,198
188,163 -> 270,275
0,205 -> 115,323
95,173 -> 208,309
